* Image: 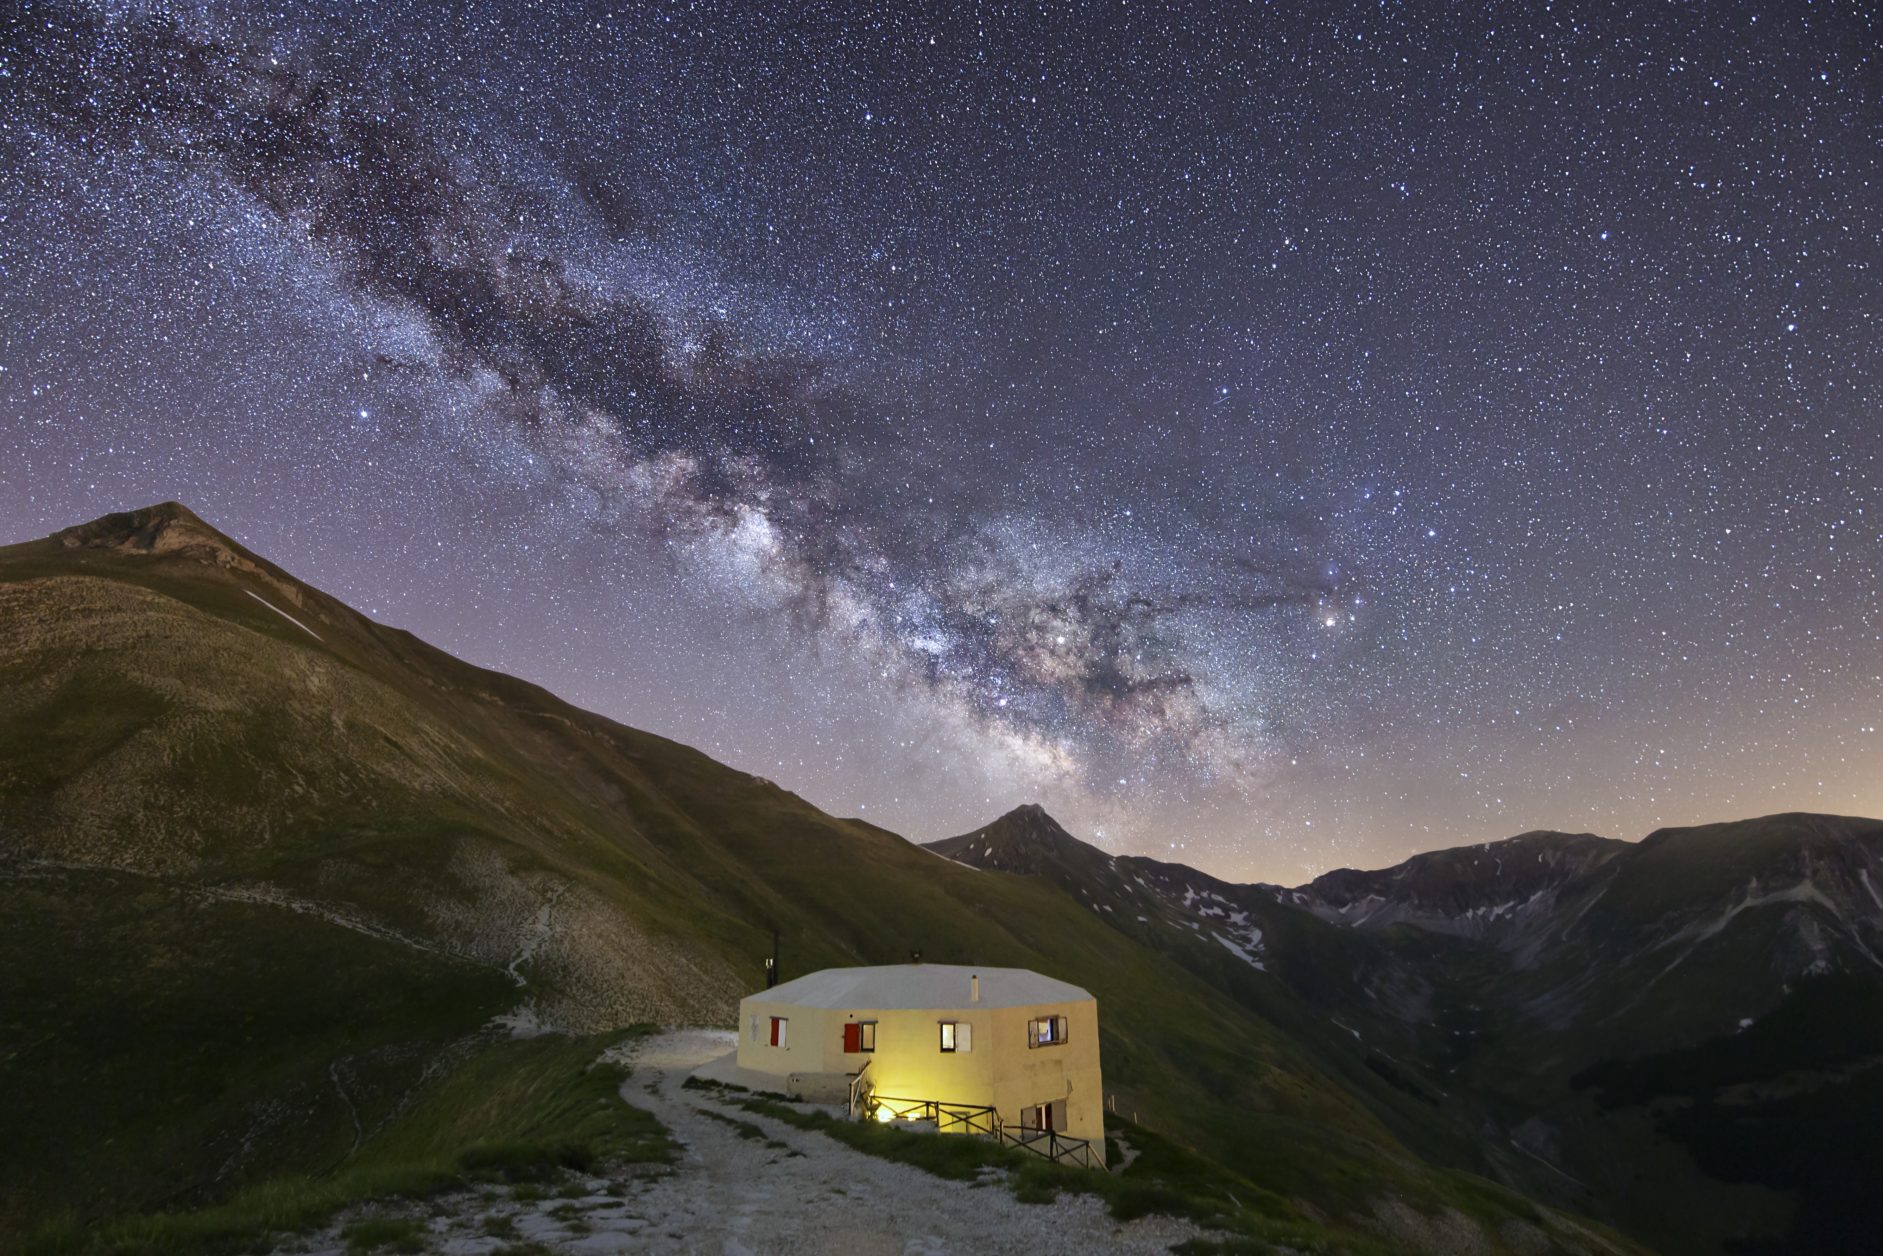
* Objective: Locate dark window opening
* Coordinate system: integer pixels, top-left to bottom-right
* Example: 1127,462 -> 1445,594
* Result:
1021,1099 -> 1067,1132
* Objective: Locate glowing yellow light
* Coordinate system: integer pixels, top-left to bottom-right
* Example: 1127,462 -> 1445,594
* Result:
874,1106 -> 895,1124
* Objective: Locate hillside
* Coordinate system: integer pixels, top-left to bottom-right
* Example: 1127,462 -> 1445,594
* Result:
930,810 -> 1883,1254
0,503 -> 1629,1254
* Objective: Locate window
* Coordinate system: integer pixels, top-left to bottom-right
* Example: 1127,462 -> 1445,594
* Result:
769,1016 -> 788,1048
843,1020 -> 877,1053
1021,1099 -> 1068,1132
938,1020 -> 971,1052
1027,1014 -> 1069,1048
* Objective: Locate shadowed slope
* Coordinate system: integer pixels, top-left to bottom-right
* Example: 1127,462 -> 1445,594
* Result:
934,804 -> 1883,1255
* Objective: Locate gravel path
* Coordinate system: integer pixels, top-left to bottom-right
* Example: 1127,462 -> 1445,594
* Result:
292,1028 -> 1200,1255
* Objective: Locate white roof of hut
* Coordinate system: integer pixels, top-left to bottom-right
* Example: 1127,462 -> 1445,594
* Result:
754,964 -> 1092,1011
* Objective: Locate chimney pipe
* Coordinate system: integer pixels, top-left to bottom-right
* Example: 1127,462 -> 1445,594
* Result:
766,927 -> 780,989
971,974 -> 980,1003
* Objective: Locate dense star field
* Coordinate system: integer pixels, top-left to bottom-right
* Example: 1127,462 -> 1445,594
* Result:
1,0 -> 1877,881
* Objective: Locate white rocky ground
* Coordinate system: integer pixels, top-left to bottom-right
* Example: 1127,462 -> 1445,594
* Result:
290,1028 -> 1200,1255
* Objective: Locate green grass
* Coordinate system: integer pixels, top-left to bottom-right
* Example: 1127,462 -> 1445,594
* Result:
0,868 -> 518,1241
21,1031 -> 671,1255
341,1215 -> 428,1252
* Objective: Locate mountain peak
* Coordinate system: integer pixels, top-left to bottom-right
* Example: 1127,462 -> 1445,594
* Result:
923,803 -> 1111,875
992,801 -> 1063,831
50,501 -> 309,608
56,501 -> 230,557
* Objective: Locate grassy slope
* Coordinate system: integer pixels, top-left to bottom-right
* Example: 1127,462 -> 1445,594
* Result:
0,867 -> 498,1222
0,506 -> 1628,1253
23,1030 -> 671,1255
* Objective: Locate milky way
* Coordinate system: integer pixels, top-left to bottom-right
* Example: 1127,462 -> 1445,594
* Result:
2,0 -> 1879,880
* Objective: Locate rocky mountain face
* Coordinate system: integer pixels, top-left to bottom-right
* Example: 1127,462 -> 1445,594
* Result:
1,503 -> 1634,1255
929,808 -> 1883,1255
1283,830 -> 1630,945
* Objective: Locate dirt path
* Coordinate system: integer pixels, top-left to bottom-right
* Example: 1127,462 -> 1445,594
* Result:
292,1028 -> 1200,1255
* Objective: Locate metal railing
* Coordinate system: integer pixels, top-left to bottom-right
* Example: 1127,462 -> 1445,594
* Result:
997,1126 -> 1102,1168
854,1089 -> 1101,1167
869,1095 -> 1001,1136
846,1059 -> 873,1121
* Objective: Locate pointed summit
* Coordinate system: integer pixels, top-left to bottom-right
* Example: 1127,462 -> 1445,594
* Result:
924,803 -> 1119,882
47,501 -> 311,607
57,501 -> 236,559
983,802 -> 1074,841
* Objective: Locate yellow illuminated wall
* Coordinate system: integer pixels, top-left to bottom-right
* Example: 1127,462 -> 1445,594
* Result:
734,992 -> 1104,1156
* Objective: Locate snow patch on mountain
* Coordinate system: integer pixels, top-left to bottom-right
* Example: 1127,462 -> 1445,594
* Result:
1213,928 -> 1267,970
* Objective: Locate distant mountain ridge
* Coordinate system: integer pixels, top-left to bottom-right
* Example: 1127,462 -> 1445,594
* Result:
928,806 -> 1883,1254
932,807 -> 1883,986
1284,829 -> 1631,942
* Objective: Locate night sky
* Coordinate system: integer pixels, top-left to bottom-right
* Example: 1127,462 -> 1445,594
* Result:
3,1 -> 1879,882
